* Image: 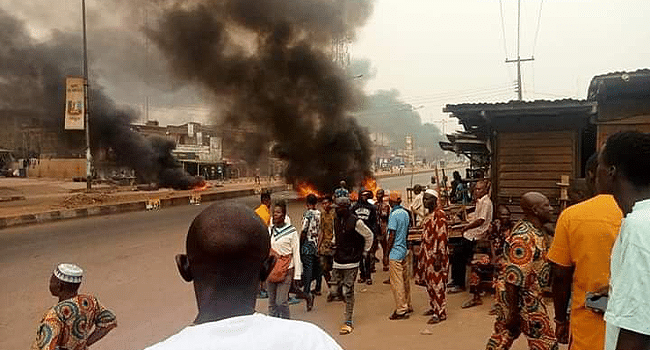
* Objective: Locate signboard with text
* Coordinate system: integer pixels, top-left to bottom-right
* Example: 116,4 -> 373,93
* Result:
65,77 -> 85,130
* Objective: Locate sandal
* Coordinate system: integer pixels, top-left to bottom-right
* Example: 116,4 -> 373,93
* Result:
427,315 -> 440,324
339,323 -> 354,335
389,311 -> 410,320
461,297 -> 483,309
423,309 -> 435,316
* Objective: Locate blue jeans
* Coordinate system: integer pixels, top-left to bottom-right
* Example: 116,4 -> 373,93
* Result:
301,253 -> 320,294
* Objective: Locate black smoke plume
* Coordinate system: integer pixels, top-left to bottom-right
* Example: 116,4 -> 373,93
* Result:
0,8 -> 201,190
146,0 -> 374,193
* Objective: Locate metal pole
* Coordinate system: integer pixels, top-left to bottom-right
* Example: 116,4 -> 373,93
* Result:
516,0 -> 522,101
82,0 -> 92,190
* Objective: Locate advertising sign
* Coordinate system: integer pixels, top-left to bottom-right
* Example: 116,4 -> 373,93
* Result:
65,77 -> 85,130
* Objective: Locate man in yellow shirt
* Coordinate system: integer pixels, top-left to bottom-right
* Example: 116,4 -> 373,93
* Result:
548,154 -> 623,350
255,190 -> 272,227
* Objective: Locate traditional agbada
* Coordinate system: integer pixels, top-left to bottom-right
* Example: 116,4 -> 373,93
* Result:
487,220 -> 557,350
419,205 -> 449,323
32,295 -> 117,350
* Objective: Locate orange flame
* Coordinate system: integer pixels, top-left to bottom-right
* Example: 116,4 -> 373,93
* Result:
192,181 -> 211,191
362,177 -> 378,197
295,181 -> 324,198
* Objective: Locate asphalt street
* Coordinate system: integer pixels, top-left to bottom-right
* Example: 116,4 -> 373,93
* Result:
1,172 -> 546,350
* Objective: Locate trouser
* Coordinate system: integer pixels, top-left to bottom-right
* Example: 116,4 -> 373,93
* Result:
378,235 -> 389,268
389,257 -> 412,314
486,288 -> 558,350
329,267 -> 358,323
315,255 -> 333,291
451,237 -> 475,288
359,253 -> 373,281
268,268 -> 294,319
301,253 -> 320,295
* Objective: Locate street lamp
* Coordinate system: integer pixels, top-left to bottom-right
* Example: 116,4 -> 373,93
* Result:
81,0 -> 92,190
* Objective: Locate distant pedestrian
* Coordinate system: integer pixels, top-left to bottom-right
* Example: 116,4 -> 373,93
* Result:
376,189 -> 391,272
268,200 -> 303,319
31,264 -> 117,350
485,192 -> 558,350
386,190 -> 413,320
327,196 -> 373,335
419,189 -> 449,324
315,196 -> 336,295
254,190 -> 272,227
142,203 -> 343,350
598,132 -> 650,350
352,189 -> 379,285
334,180 -> 349,199
299,194 -> 319,311
255,190 -> 273,299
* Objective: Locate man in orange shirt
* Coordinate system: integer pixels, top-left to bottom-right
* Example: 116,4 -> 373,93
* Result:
254,190 -> 272,227
548,154 -> 623,350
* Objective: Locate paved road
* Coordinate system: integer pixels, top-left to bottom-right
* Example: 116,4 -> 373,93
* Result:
1,172 -> 549,350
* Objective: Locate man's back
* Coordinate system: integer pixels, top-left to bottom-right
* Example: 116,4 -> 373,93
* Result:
388,205 -> 410,260
548,194 -> 622,350
143,313 -> 341,350
32,294 -> 117,350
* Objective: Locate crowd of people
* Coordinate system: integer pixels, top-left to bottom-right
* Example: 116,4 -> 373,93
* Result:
28,131 -> 650,350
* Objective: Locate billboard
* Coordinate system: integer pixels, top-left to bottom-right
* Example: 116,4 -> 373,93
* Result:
65,77 -> 85,130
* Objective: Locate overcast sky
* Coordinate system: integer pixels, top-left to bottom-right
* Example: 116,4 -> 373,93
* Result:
352,0 -> 650,131
8,0 -> 650,130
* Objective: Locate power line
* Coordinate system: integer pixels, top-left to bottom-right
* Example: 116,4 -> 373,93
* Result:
498,0 -> 509,58
532,0 -> 545,57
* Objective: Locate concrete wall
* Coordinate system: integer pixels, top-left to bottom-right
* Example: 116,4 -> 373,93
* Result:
29,158 -> 85,179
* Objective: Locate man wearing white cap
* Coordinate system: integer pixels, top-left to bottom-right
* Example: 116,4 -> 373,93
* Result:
419,189 -> 450,324
31,263 -> 117,350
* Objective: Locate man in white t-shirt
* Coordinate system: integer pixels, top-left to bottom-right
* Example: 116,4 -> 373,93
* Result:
142,203 -> 342,350
449,180 -> 492,296
597,132 -> 650,350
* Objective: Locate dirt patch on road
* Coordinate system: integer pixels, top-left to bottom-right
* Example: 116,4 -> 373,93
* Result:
61,193 -> 113,208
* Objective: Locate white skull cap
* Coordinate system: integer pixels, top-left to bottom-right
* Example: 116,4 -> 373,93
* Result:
53,263 -> 83,284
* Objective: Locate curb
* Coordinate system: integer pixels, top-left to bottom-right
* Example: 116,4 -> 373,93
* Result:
0,170 -> 441,230
0,185 -> 289,231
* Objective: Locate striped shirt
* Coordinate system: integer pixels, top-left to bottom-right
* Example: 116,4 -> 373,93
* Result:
270,223 -> 302,279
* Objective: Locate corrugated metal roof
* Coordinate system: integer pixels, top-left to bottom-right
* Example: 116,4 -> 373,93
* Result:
444,99 -> 592,112
588,68 -> 650,101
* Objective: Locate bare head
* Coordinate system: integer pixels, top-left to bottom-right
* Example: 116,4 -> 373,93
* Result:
473,180 -> 489,199
597,132 -> 650,214
520,192 -> 553,225
175,203 -> 273,323
306,193 -> 318,209
260,190 -> 271,207
376,189 -> 385,201
413,184 -> 423,195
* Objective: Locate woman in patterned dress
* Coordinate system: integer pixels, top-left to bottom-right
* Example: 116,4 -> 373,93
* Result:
420,189 -> 450,324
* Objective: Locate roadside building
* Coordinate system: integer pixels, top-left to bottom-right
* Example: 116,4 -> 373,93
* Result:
588,69 -> 650,147
442,100 -> 597,216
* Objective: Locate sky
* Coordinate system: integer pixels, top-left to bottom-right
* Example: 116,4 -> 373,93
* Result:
6,0 -> 650,131
351,0 -> 650,132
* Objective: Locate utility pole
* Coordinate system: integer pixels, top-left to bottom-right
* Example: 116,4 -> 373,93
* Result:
505,0 -> 533,101
82,0 -> 92,190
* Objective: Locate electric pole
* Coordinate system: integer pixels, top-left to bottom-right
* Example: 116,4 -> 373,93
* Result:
82,0 -> 92,190
505,0 -> 533,101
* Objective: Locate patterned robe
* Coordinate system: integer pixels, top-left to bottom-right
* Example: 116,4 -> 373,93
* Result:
31,294 -> 117,350
418,208 -> 449,319
486,220 -> 558,350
